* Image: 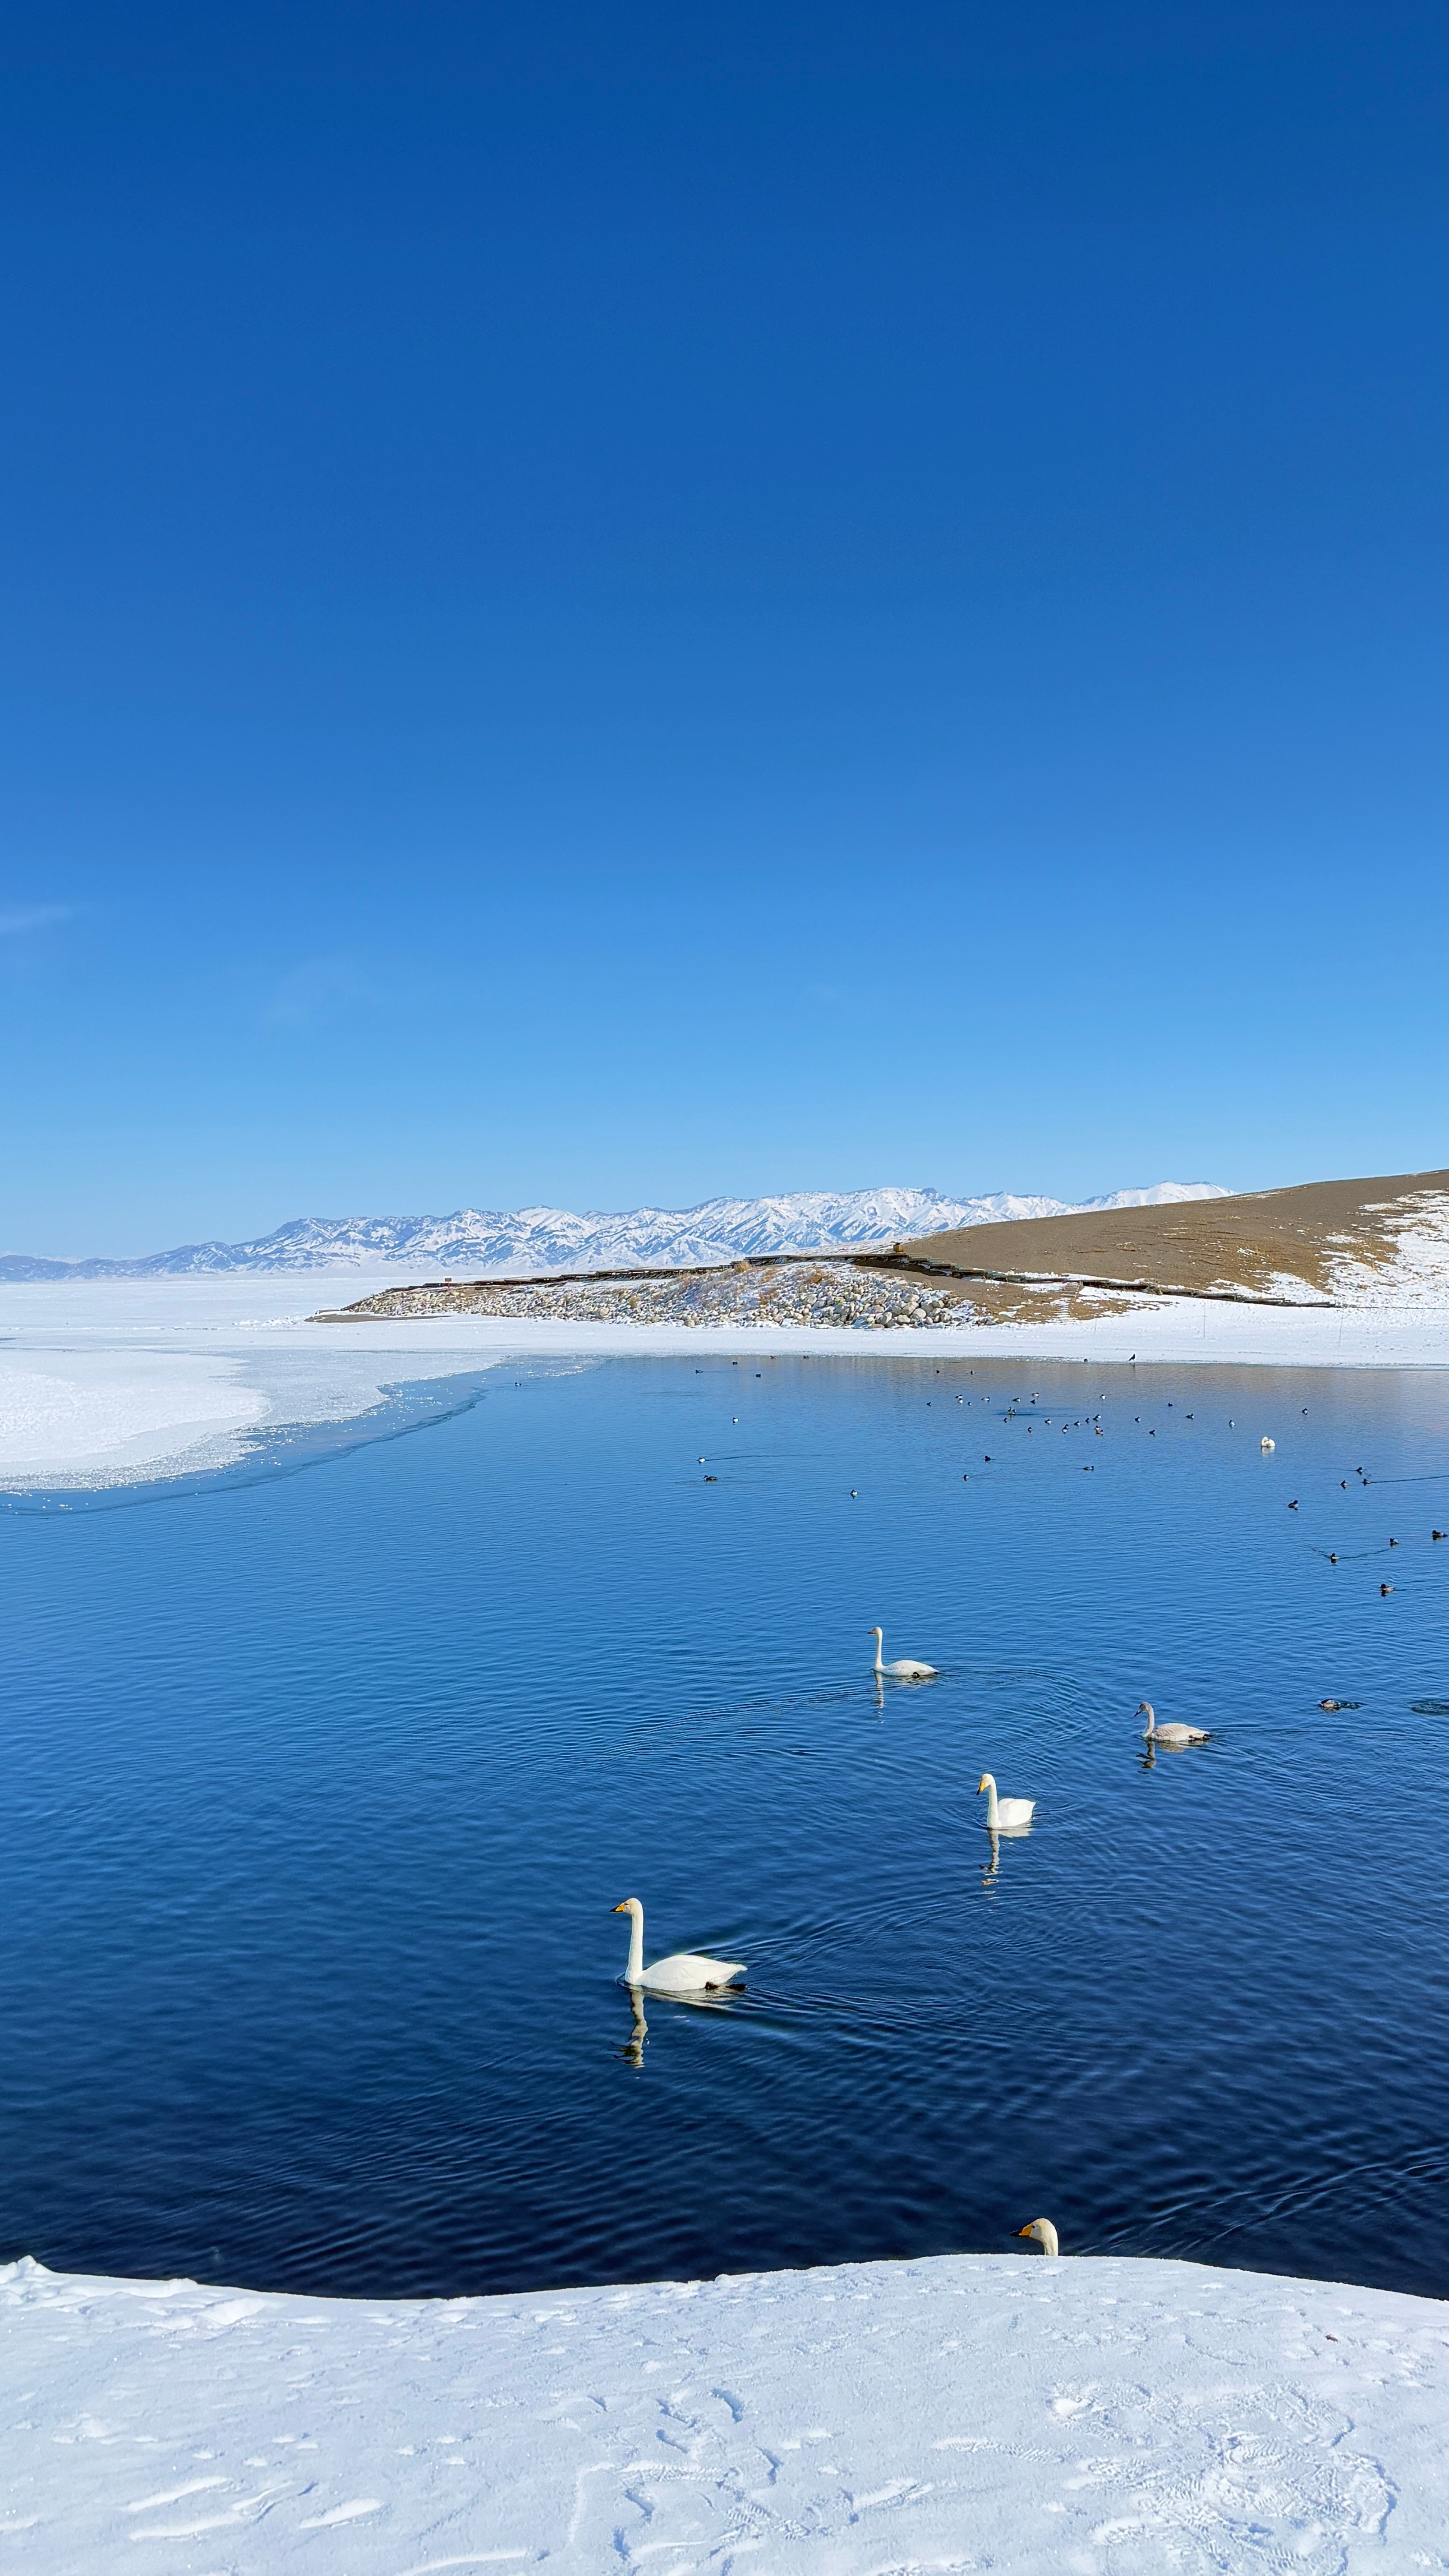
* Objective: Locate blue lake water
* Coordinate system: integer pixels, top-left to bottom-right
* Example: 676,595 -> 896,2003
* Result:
4,1352 -> 1449,2302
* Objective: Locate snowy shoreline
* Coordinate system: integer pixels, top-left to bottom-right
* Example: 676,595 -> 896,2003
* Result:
5,2246 -> 1446,2569
3,1273 -> 1449,1490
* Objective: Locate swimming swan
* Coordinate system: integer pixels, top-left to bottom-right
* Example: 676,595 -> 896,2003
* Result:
1017,2217 -> 1059,2256
612,1898 -> 745,1995
978,1771 -> 1035,1830
871,1626 -> 937,1679
1138,1700 -> 1211,1746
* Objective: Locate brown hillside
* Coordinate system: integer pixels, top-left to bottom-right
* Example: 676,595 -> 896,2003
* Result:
893,1168 -> 1449,1301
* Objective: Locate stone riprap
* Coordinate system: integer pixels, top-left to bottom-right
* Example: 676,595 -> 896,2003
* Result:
321,1260 -> 967,1330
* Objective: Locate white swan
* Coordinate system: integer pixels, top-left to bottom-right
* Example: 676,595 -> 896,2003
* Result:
1138,1700 -> 1211,1746
870,1626 -> 937,1679
612,1898 -> 745,1995
1017,2217 -> 1059,2256
978,1771 -> 1035,1830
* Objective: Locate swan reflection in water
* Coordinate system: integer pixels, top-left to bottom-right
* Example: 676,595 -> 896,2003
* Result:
620,1987 -> 649,2066
979,1816 -> 1034,1892
1139,1733 -> 1210,1773
618,1977 -> 746,2064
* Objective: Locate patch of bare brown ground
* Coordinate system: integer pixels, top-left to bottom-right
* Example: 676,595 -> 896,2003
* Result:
892,1168 -> 1449,1302
924,1277 -> 1154,1324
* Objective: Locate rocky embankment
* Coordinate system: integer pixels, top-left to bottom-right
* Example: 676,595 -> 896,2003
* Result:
317,1260 -> 967,1330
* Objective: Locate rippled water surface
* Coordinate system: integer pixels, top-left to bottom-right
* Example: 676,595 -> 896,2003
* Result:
4,1352 -> 1449,2299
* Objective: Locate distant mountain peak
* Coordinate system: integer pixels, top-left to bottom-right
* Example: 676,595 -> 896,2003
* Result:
0,1183 -> 1231,1282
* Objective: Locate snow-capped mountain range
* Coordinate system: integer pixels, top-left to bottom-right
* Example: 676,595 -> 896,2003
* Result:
1,1184 -> 1229,1282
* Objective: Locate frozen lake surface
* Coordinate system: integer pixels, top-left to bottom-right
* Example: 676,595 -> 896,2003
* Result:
4,1353 -> 1449,2304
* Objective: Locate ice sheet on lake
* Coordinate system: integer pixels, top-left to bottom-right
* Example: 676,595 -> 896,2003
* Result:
3,2248 -> 1446,2571
0,1274 -> 519,1489
4,1272 -> 1449,1491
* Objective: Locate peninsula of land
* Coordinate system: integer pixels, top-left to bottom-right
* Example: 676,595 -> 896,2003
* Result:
317,1165 -> 1449,1334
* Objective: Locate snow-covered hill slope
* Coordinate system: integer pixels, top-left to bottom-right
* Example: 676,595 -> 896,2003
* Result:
0,1182 -> 1227,1282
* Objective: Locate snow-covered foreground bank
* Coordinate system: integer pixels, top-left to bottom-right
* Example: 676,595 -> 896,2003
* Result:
4,1276 -> 1449,1488
4,2250 -> 1446,2571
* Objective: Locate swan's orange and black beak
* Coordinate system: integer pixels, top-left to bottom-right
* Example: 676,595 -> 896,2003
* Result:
1015,2224 -> 1034,2239
977,1776 -> 989,1794
611,1902 -> 627,1913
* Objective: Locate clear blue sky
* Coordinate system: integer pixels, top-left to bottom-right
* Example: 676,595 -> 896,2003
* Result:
3,2 -> 1447,1253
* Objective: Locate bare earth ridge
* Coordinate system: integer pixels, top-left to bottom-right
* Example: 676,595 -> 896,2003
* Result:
895,1165 -> 1449,1301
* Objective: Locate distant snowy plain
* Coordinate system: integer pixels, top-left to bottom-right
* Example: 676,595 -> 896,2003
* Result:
6,2249 -> 1447,2571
